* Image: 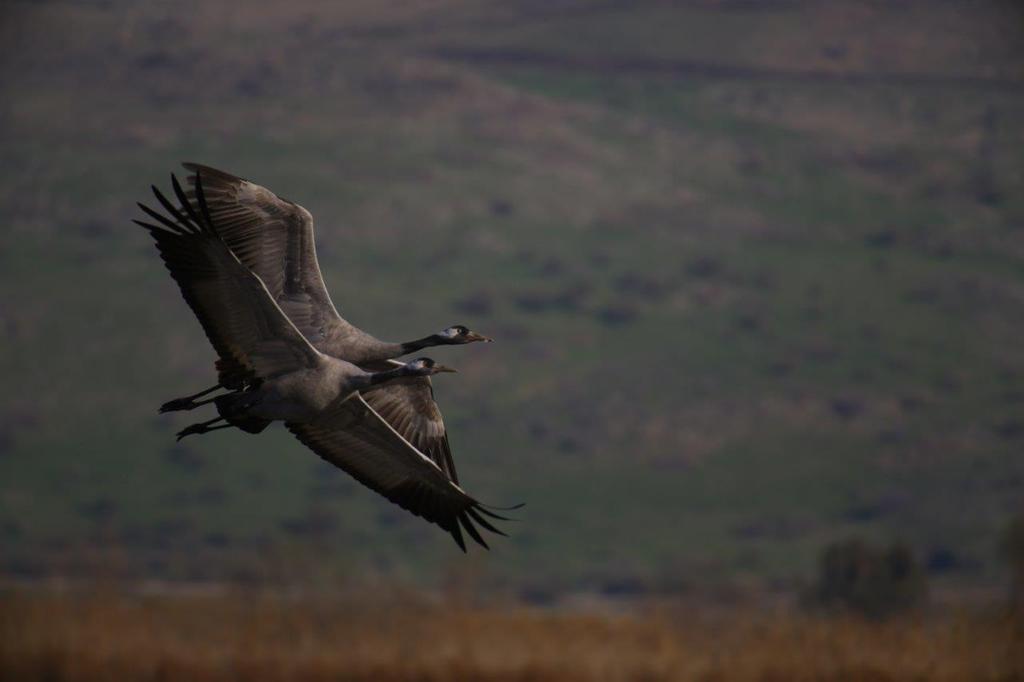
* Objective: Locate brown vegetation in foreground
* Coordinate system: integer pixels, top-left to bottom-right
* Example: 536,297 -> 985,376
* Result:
1,588 -> 1022,682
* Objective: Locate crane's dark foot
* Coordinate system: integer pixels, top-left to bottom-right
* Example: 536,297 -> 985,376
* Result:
160,384 -> 224,413
176,423 -> 206,441
161,396 -> 197,413
176,421 -> 229,441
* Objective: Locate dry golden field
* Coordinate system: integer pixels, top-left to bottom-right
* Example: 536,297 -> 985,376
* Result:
2,587 -> 1022,682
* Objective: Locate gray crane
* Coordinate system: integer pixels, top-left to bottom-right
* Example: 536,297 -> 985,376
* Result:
154,163 -> 492,483
135,173 -> 510,550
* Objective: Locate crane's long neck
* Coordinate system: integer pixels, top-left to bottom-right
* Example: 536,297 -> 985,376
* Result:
352,335 -> 443,363
397,334 -> 443,356
354,364 -> 417,390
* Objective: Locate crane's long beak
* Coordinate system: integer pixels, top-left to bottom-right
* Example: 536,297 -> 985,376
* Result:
435,364 -> 458,373
466,331 -> 493,343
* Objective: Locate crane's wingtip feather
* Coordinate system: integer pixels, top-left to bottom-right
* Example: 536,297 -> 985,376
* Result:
132,218 -> 162,233
467,508 -> 507,537
483,502 -> 525,511
474,508 -> 511,521
450,523 -> 467,552
459,514 -> 489,550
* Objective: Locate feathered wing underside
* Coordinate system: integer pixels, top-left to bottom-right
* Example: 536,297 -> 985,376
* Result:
181,163 -> 378,356
287,393 -> 505,550
360,360 -> 459,484
135,176 -> 322,383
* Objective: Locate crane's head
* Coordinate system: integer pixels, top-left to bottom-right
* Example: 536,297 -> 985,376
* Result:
435,324 -> 493,345
404,357 -> 458,376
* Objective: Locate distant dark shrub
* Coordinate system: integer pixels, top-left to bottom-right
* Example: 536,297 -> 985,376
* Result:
809,538 -> 927,619
194,486 -> 226,506
994,420 -> 1024,440
999,514 -> 1024,615
78,497 -> 118,523
164,443 -> 204,473
821,44 -> 847,60
601,576 -> 647,598
453,291 -> 494,317
614,272 -> 668,300
236,78 -> 265,97
925,546 -> 960,574
876,428 -> 907,445
282,506 -> 339,538
137,50 -> 176,71
514,284 -> 589,314
595,304 -> 637,327
685,256 -> 722,279
0,422 -> 11,457
204,532 -> 230,548
865,230 -> 896,248
735,313 -> 761,333
830,397 -> 864,420
556,437 -> 579,453
527,419 -> 548,441
2,519 -> 22,540
129,518 -> 197,551
841,504 -> 883,524
519,585 -> 557,606
537,257 -> 565,278
489,199 -> 514,216
79,219 -> 110,237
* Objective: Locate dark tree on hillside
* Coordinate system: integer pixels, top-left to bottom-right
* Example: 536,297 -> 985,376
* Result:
809,538 -> 928,619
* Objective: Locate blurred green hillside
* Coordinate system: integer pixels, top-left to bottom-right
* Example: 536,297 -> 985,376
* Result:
1,0 -> 1023,599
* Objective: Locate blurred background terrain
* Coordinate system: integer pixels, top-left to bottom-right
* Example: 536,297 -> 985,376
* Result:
1,0 -> 1024,678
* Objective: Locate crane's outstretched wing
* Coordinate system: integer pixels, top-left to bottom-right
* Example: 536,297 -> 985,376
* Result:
360,360 -> 459,484
181,163 -> 461,483
135,174 -> 323,384
181,162 -> 380,357
287,392 -> 507,551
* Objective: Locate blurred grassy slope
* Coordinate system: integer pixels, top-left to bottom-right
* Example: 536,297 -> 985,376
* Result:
4,590 -> 1021,681
0,0 -> 1022,593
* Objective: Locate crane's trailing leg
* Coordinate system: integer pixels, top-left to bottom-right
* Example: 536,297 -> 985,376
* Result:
176,415 -> 230,441
160,383 -> 223,413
